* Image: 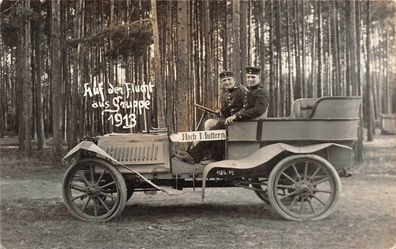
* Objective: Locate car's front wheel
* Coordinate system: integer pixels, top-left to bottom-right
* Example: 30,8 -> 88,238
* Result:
62,158 -> 127,221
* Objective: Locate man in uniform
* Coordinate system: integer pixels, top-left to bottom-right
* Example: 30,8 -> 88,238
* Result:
204,71 -> 246,130
176,71 -> 246,164
225,67 -> 268,125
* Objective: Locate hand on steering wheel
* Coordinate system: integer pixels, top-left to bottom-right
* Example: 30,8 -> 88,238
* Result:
194,103 -> 220,116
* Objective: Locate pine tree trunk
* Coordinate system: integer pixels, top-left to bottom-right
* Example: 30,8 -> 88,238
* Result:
20,0 -> 33,154
331,1 -> 339,96
335,1 -> 342,96
385,25 -> 392,114
366,0 -> 373,141
176,1 -> 189,132
69,0 -> 83,149
165,2 -> 175,132
276,0 -> 283,116
0,12 -> 4,138
223,0 -> 228,69
204,0 -> 215,108
51,0 -> 63,158
293,0 -> 301,99
355,0 -> 363,163
151,0 -> 165,129
310,32 -> 316,98
356,1 -> 362,96
347,0 -> 358,96
286,0 -> 292,115
301,0 -> 305,97
34,18 -> 45,149
232,0 -> 241,82
17,16 -> 24,147
259,0 -> 266,87
317,0 -> 322,98
240,0 -> 247,83
269,0 -> 275,116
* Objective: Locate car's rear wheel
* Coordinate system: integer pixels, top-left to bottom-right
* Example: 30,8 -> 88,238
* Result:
63,158 -> 127,221
268,155 -> 341,221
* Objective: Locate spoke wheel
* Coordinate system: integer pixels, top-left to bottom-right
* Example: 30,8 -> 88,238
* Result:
268,155 -> 341,221
62,158 -> 127,221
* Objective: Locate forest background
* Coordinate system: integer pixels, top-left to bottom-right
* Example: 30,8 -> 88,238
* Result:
0,0 -> 395,160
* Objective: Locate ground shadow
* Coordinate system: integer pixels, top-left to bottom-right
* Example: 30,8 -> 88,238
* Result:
119,202 -> 280,221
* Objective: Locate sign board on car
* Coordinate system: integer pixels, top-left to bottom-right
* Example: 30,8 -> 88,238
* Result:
170,130 -> 226,142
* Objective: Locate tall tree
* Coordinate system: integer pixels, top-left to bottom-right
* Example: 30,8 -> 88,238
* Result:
258,0 -> 266,85
355,0 -> 363,162
276,0 -> 284,116
301,0 -> 306,97
20,0 -> 33,153
176,0 -> 189,132
151,0 -> 165,129
317,0 -> 323,97
285,0 -> 292,115
232,0 -> 241,82
204,0 -> 215,108
0,8 -> 4,138
33,10 -> 45,149
69,0 -> 84,149
240,0 -> 247,82
366,0 -> 373,141
293,0 -> 302,99
347,0 -> 358,96
51,0 -> 63,158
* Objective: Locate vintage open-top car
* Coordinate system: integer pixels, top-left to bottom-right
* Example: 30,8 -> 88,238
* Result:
62,96 -> 361,221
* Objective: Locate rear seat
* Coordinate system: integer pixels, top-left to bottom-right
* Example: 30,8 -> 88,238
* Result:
288,96 -> 361,119
288,98 -> 316,118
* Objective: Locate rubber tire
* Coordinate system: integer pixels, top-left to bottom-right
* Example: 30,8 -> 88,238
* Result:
267,154 -> 341,221
62,158 -> 127,222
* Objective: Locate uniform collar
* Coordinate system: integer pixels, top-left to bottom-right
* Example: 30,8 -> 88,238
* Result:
227,86 -> 239,92
248,84 -> 260,90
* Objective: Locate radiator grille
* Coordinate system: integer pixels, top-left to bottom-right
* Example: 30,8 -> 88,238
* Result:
103,143 -> 164,164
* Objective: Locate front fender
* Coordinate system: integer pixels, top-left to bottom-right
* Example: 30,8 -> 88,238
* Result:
201,142 -> 351,200
63,141 -> 117,162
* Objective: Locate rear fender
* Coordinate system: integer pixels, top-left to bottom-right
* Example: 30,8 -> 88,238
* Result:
201,142 -> 352,200
63,141 -> 171,194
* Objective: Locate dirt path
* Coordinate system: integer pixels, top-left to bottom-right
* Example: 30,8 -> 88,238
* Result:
1,134 -> 395,249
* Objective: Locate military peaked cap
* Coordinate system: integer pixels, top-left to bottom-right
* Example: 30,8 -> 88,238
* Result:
246,67 -> 261,75
219,71 -> 234,79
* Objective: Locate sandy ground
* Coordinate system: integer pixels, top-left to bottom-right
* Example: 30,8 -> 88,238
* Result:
0,133 -> 395,249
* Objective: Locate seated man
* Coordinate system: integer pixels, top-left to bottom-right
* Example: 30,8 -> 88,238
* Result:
225,67 -> 268,125
176,67 -> 268,164
204,71 -> 246,130
176,71 -> 246,164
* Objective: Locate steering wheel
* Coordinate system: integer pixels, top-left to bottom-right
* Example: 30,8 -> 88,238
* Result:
194,103 -> 219,116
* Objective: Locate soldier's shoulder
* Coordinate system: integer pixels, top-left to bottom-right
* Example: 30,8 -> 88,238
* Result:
236,85 -> 248,94
238,85 -> 248,92
256,87 -> 267,95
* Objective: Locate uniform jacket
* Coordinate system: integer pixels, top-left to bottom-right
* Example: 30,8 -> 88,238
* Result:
220,86 -> 246,118
235,85 -> 268,120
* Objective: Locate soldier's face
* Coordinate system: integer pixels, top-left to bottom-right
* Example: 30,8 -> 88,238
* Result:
246,74 -> 260,87
221,77 -> 236,89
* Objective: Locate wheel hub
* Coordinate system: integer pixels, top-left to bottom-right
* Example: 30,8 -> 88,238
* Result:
295,181 -> 313,196
87,185 -> 99,195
